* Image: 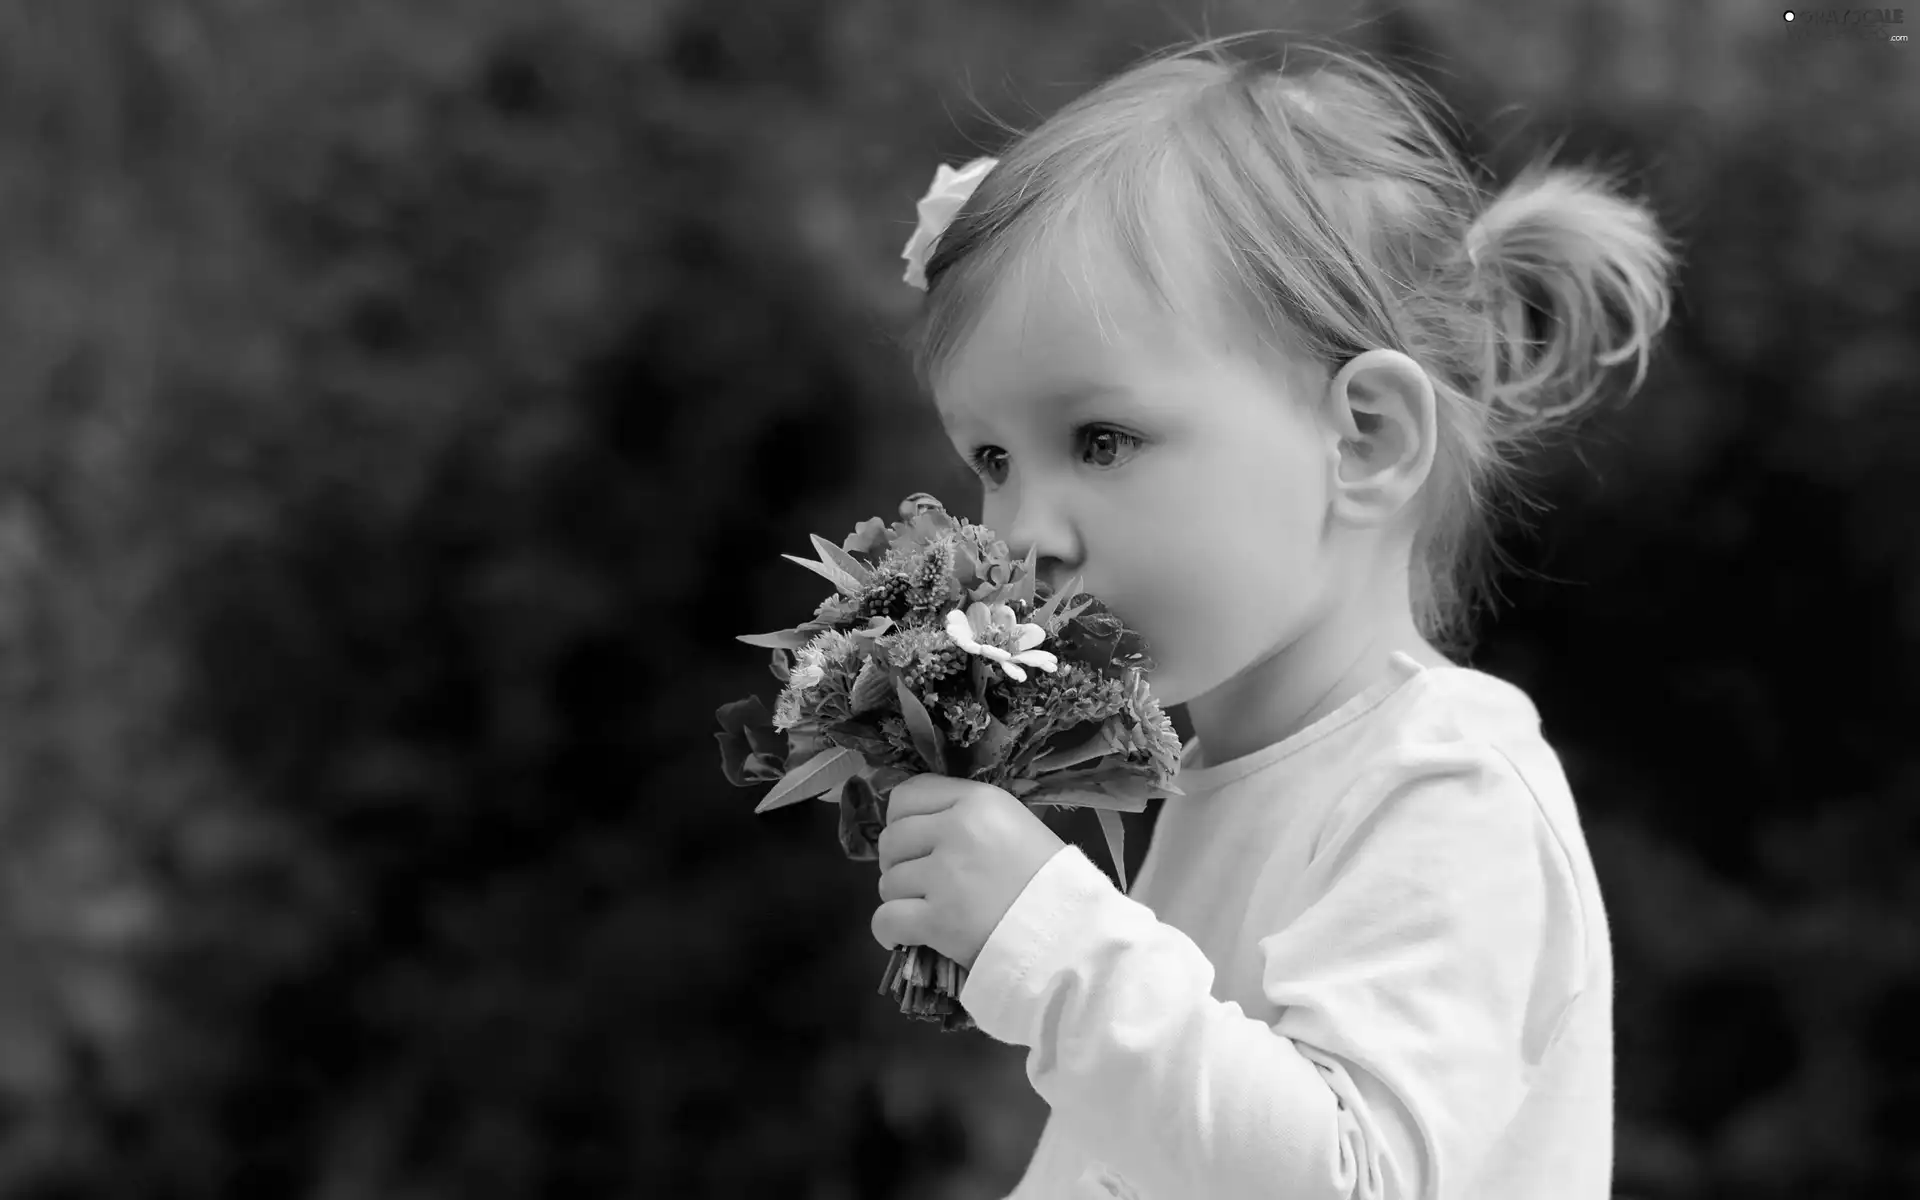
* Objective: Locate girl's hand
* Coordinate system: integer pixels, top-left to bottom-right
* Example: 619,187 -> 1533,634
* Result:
872,774 -> 1068,972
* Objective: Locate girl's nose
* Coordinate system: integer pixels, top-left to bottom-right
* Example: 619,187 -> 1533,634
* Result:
999,488 -> 1081,594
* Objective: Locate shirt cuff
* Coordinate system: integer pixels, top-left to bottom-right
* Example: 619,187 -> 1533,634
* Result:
960,842 -> 1122,1044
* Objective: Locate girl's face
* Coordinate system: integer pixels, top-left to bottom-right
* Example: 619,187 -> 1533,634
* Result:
932,249 -> 1346,707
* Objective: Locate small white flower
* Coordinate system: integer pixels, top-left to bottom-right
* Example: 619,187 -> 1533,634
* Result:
943,601 -> 1059,683
900,157 -> 997,291
789,631 -> 853,693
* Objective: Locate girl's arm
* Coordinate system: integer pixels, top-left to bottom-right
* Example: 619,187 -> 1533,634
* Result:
958,744 -> 1590,1200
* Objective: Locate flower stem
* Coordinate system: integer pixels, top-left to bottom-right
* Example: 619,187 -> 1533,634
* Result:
878,944 -> 975,1032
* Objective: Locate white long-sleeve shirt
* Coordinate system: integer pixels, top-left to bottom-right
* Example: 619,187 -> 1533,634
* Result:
959,650 -> 1613,1200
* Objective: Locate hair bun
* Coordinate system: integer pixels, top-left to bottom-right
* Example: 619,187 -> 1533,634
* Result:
1465,163 -> 1676,429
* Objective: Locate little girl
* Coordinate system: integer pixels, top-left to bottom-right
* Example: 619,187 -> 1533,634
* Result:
882,35 -> 1674,1200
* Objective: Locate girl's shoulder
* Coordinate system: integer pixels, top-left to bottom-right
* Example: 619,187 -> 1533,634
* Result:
1312,663 -> 1605,958
1361,660 -> 1577,821
1389,657 -> 1546,743
1342,657 -> 1566,784
1352,660 -> 1604,928
1175,655 -> 1547,795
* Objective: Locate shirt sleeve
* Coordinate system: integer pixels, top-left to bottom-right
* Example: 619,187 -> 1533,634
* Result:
957,742 -> 1589,1200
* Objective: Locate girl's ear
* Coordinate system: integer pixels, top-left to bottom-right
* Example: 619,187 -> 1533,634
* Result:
1323,349 -> 1438,528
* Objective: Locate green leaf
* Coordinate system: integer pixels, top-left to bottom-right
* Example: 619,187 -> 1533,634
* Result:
1054,595 -> 1095,630
822,720 -> 898,760
894,677 -> 948,775
1056,765 -> 1165,798
811,534 -> 874,588
1029,575 -> 1087,630
715,731 -> 754,787
1023,766 -> 1170,812
1085,774 -> 1168,808
1095,809 -> 1128,892
744,723 -> 787,762
837,774 -> 885,861
953,539 -> 984,589
846,615 -> 895,649
1054,596 -> 1156,675
969,655 -> 995,702
849,657 -> 894,714
743,751 -> 785,782
715,696 -> 788,786
738,627 -> 819,651
971,716 -> 1015,775
754,746 -> 865,814
1020,785 -> 1151,815
783,728 -> 829,773
716,695 -> 773,737
843,516 -> 892,559
1074,610 -> 1126,640
1029,722 -> 1119,773
1009,543 -> 1040,605
781,552 -> 865,597
865,764 -> 915,800
715,735 -> 786,787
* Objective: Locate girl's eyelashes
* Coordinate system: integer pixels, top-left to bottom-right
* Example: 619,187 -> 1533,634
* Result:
965,424 -> 1146,488
965,446 -> 1011,487
1081,425 -> 1146,468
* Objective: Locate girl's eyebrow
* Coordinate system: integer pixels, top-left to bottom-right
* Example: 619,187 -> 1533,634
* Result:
938,382 -> 1139,433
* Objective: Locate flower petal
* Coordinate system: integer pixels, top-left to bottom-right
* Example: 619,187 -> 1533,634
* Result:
945,608 -> 981,652
1012,622 -> 1047,653
988,603 -> 1017,632
1012,649 -> 1058,674
965,601 -> 992,634
1000,660 -> 1027,683
900,226 -> 935,289
977,645 -> 1012,663
902,158 -> 996,292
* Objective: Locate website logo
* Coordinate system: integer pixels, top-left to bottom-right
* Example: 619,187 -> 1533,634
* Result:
1783,8 -> 1909,40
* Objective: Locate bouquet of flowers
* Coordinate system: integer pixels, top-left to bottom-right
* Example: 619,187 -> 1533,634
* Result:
715,493 -> 1185,1032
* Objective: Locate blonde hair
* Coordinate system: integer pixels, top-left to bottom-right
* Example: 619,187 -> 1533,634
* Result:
906,35 -> 1677,656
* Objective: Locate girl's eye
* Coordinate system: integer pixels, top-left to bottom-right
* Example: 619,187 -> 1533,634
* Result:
967,446 -> 1010,486
964,425 -> 1144,488
1082,426 -> 1143,468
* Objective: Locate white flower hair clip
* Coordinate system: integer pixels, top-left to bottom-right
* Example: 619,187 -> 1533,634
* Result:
900,156 -> 997,291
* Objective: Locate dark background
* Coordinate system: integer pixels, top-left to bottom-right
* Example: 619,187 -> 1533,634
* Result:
0,1 -> 1914,1197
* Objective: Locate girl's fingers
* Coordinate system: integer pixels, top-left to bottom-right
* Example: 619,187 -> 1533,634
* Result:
877,854 -> 933,903
885,774 -> 963,823
875,811 -> 941,872
871,896 -> 934,951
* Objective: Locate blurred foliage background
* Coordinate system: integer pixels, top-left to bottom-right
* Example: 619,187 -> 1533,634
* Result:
0,0 -> 1915,1197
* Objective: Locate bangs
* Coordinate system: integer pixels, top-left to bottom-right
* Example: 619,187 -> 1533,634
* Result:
909,144 -> 1273,395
